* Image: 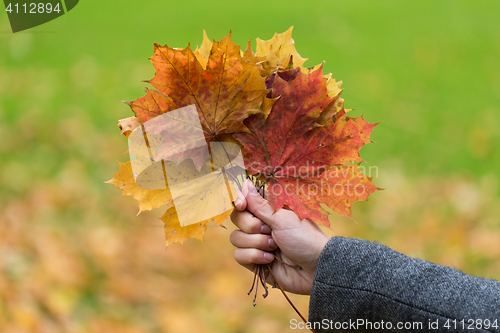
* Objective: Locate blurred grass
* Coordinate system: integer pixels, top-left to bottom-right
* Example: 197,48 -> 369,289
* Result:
0,0 -> 499,332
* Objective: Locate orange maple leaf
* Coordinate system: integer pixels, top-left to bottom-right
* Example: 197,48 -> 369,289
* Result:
129,32 -> 267,141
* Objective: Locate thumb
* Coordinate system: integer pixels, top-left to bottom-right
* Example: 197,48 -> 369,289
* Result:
233,182 -> 247,211
244,179 -> 277,228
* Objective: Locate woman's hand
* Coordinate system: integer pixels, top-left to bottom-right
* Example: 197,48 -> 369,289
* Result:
230,180 -> 330,295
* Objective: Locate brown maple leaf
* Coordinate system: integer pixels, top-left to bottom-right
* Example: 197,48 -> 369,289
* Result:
128,32 -> 267,142
234,68 -> 379,226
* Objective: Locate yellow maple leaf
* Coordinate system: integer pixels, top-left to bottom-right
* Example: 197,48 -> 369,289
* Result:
255,26 -> 307,72
161,208 -> 231,247
193,30 -> 213,70
106,161 -> 172,214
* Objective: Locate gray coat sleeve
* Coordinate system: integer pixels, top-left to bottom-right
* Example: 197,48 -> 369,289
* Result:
308,237 -> 500,332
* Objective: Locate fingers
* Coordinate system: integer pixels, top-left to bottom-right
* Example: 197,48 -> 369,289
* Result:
230,230 -> 278,252
233,181 -> 249,211
234,248 -> 274,267
243,180 -> 277,225
230,209 -> 272,234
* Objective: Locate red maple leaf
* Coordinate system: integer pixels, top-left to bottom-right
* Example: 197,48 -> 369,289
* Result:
234,68 -> 379,226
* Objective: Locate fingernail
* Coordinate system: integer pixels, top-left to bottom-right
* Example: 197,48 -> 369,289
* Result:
261,224 -> 271,234
268,238 -> 276,248
264,252 -> 274,262
241,180 -> 249,197
234,198 -> 242,209
248,181 -> 257,193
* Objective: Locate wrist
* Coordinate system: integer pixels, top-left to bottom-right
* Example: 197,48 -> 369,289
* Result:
313,233 -> 330,265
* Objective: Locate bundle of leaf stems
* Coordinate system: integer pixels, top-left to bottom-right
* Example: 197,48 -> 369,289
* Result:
245,174 -> 316,333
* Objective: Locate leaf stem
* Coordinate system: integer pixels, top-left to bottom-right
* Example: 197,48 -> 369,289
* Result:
266,265 -> 315,333
259,266 -> 269,298
246,176 -> 313,333
247,265 -> 258,295
272,253 -> 299,268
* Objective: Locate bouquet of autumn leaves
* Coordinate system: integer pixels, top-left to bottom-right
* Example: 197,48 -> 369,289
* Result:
108,27 -> 379,249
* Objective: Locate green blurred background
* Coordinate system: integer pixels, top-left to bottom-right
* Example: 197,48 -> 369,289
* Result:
1,1 -> 499,332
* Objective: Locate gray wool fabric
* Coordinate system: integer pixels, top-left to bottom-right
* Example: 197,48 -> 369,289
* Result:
308,237 -> 500,332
